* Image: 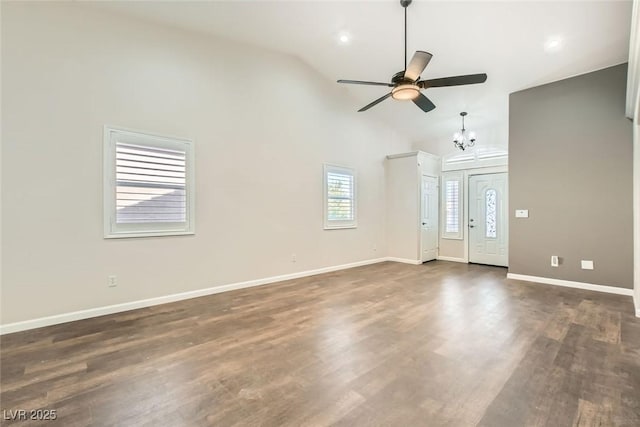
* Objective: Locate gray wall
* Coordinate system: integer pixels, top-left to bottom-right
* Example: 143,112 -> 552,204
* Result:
509,64 -> 633,289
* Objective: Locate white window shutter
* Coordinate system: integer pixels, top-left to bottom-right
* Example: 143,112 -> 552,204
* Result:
116,143 -> 187,224
442,172 -> 463,239
104,126 -> 194,238
324,164 -> 357,229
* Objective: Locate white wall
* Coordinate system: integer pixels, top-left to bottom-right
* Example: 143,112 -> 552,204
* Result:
630,0 -> 640,316
627,0 -> 639,119
635,89 -> 640,316
385,156 -> 420,262
0,3 -> 411,325
0,3 -> 3,316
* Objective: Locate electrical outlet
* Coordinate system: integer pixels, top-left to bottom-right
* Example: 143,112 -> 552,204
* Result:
291,254 -> 297,263
581,260 -> 594,270
551,256 -> 559,267
108,275 -> 118,287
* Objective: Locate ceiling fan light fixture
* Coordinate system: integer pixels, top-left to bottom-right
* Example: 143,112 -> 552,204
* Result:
391,83 -> 420,100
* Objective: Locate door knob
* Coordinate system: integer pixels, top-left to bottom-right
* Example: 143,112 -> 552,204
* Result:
469,225 -> 475,228
422,222 -> 427,225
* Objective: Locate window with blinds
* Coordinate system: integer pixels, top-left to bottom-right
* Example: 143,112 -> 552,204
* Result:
324,164 -> 357,229
445,181 -> 460,233
104,127 -> 194,238
442,172 -> 463,239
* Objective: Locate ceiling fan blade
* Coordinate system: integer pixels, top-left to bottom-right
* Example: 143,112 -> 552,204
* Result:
338,79 -> 394,87
358,93 -> 393,112
419,73 -> 488,88
404,51 -> 433,81
413,93 -> 436,113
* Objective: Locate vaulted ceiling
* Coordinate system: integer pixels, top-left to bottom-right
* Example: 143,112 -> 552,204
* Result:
91,1 -> 632,155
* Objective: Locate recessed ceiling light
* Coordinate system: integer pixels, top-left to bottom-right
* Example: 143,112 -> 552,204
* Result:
338,32 -> 350,44
544,37 -> 563,53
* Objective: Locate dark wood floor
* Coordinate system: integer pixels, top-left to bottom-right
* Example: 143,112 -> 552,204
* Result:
1,261 -> 639,426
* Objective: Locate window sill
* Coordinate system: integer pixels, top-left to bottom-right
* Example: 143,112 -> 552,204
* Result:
104,230 -> 195,239
324,225 -> 357,230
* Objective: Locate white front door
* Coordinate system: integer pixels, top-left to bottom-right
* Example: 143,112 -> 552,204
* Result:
469,173 -> 508,266
421,175 -> 438,262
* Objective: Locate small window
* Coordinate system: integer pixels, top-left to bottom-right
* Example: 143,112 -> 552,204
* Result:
442,172 -> 463,239
324,164 -> 356,229
104,126 -> 194,238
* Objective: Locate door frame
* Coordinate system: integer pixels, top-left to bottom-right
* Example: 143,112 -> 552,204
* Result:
460,166 -> 509,264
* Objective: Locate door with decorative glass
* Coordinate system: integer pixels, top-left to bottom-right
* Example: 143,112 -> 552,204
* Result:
468,173 -> 508,266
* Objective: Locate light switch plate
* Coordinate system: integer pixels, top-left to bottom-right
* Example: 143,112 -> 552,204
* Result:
581,260 -> 594,270
515,209 -> 529,218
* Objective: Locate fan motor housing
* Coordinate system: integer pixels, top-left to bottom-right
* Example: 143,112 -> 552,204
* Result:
392,71 -> 413,85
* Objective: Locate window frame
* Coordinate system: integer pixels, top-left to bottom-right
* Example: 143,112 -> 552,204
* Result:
323,164 -> 357,230
441,171 -> 463,240
103,125 -> 195,239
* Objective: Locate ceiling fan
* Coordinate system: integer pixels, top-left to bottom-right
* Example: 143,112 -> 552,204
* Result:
337,0 -> 488,113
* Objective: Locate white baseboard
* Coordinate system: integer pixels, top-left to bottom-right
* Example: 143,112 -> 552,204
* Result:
0,257 -> 389,335
385,257 -> 422,265
437,256 -> 467,263
635,294 -> 640,317
506,273 -> 634,297
5,262 -> 635,334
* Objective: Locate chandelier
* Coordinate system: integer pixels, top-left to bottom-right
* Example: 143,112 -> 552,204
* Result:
453,112 -> 476,151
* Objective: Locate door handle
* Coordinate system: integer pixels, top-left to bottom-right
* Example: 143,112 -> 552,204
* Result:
422,222 -> 427,225
469,225 -> 475,228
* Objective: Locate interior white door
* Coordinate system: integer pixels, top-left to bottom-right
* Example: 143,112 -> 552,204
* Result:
469,173 -> 508,266
421,175 -> 438,262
